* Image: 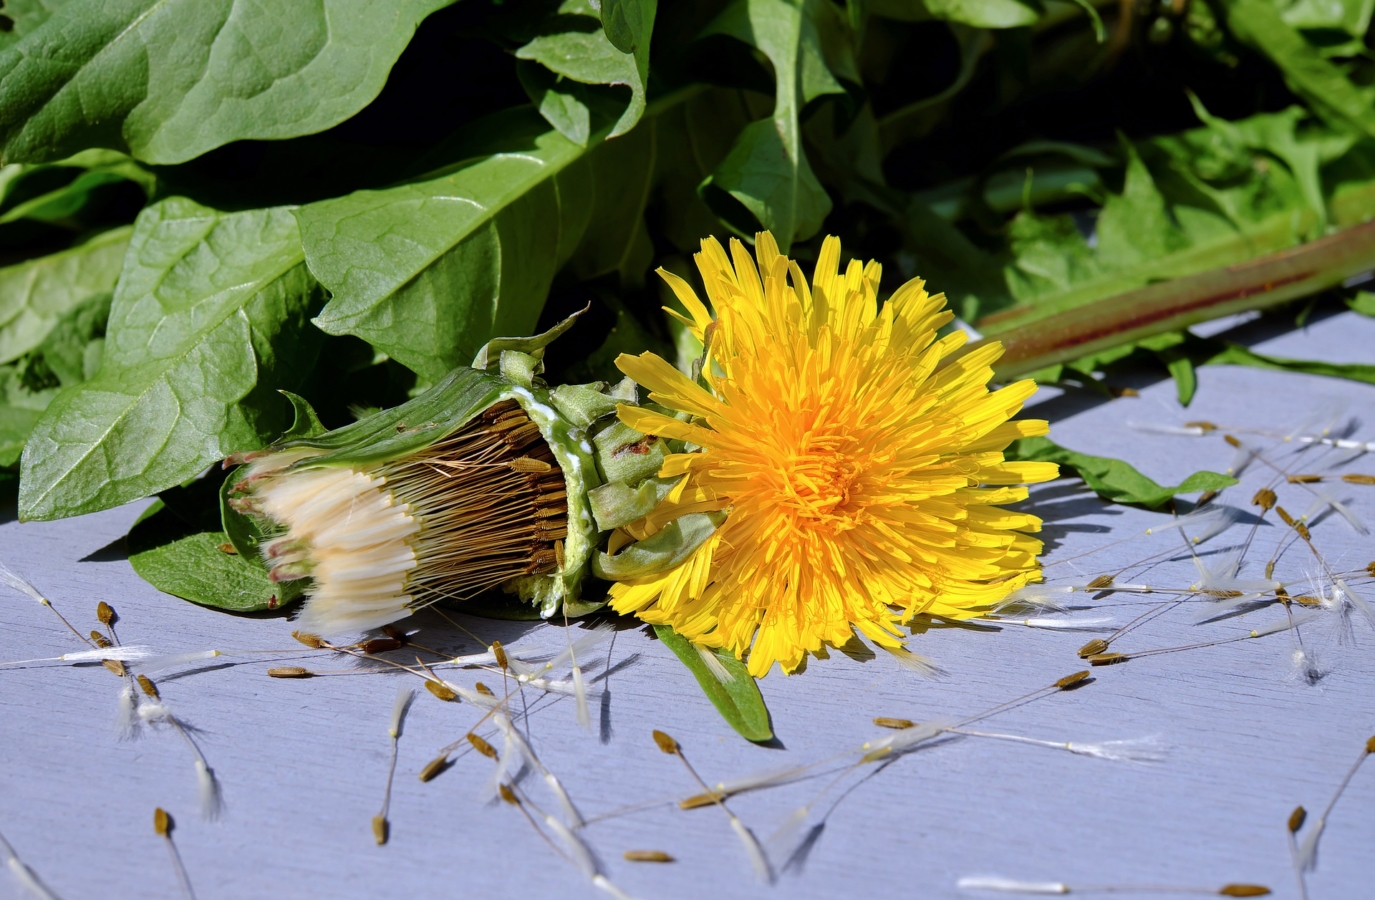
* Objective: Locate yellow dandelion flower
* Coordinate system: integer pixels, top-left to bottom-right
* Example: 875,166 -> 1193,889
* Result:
607,232 -> 1059,677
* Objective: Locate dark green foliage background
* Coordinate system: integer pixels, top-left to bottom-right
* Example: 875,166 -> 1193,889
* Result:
3,0 -> 1375,522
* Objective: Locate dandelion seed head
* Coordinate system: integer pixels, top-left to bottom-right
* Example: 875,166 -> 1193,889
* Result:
231,399 -> 572,636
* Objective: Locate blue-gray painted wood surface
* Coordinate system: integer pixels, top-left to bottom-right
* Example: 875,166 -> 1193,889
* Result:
1,310 -> 1372,900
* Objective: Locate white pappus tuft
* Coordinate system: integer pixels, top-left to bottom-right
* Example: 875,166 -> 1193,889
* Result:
730,816 -> 773,883
1065,737 -> 1166,763
0,829 -> 61,900
0,560 -> 46,604
196,758 -> 223,821
957,875 -> 1069,894
116,682 -> 141,741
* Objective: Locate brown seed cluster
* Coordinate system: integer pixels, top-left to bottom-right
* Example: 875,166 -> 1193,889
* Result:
382,401 -> 571,606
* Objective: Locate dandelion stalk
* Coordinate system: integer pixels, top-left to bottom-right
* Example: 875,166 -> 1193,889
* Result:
975,217 -> 1375,379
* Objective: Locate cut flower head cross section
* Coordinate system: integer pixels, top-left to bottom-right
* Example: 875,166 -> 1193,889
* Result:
605,232 -> 1059,677
224,350 -> 609,635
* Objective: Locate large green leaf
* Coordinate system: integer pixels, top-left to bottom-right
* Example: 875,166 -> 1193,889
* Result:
0,363 -> 58,467
517,1 -> 656,139
0,224 -> 129,365
18,198 -> 324,521
298,106 -> 662,382
654,623 -> 773,742
919,0 -> 1040,28
0,290 -> 109,467
0,0 -> 66,52
701,0 -> 840,250
129,476 -> 304,613
0,0 -> 456,166
1225,0 -> 1375,141
1008,436 -> 1237,508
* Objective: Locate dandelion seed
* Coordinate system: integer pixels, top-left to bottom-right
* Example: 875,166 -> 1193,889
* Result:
860,720 -> 951,761
1341,473 -> 1375,485
359,638 -> 404,654
153,808 -> 195,900
0,829 -> 61,900
0,645 -> 155,667
374,687 -> 413,845
1333,578 -> 1373,626
418,754 -> 452,782
651,729 -> 772,881
1078,638 -> 1109,658
103,659 -> 126,677
1296,735 -> 1374,872
624,850 -> 674,863
267,666 -> 313,678
292,631 -> 323,649
875,717 -> 916,730
491,712 -> 582,827
956,876 -> 1269,896
1287,805 -> 1309,900
424,680 -> 457,701
0,559 -> 94,649
97,601 -> 116,627
1223,434 -> 1258,476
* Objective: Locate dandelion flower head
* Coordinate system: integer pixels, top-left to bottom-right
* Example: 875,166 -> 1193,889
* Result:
611,232 -> 1058,676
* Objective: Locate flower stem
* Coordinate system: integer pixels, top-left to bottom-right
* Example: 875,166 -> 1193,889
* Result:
971,219 -> 1375,379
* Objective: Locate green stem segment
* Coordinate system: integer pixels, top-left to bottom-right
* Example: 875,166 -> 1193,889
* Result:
972,219 -> 1375,380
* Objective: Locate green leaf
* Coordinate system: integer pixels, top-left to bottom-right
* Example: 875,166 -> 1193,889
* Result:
701,0 -> 839,250
0,363 -> 58,467
517,1 -> 656,139
653,623 -> 773,742
1204,343 -> 1375,385
919,0 -> 1040,28
299,106 -> 664,382
1008,436 -> 1237,508
0,0 -> 457,166
1347,291 -> 1375,316
1225,0 -> 1375,141
23,289 -> 110,387
601,0 -> 654,54
130,479 -> 303,613
277,391 -> 328,442
985,118 -> 1318,334
18,198 -> 324,522
0,0 -> 66,52
300,110 -> 586,382
0,225 -> 130,364
517,61 -> 596,148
